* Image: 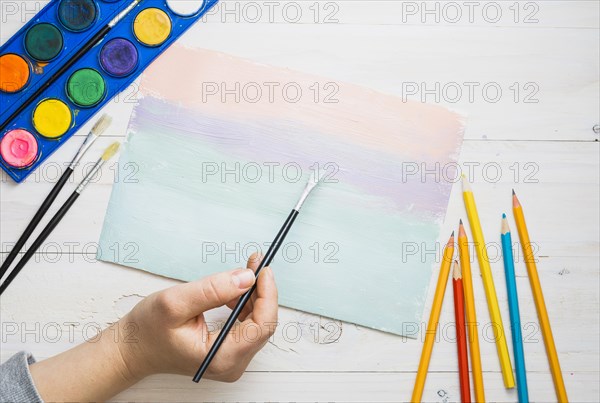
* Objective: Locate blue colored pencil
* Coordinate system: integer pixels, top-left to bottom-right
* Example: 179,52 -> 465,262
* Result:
501,214 -> 529,403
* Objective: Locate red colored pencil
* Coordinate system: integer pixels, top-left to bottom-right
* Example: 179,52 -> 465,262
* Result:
453,260 -> 471,403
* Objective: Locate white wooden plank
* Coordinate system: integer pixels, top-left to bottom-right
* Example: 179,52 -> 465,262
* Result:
108,371 -> 599,403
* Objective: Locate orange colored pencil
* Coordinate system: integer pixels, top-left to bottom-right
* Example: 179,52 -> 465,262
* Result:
458,220 -> 485,402
411,232 -> 455,403
452,260 -> 471,403
513,190 -> 568,402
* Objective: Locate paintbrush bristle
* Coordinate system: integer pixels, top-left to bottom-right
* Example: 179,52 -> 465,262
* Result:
101,142 -> 120,161
91,114 -> 112,136
293,169 -> 324,211
307,169 -> 324,188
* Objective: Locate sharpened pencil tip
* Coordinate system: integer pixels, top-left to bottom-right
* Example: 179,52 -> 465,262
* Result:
512,189 -> 516,195
446,232 -> 455,247
501,214 -> 510,234
452,260 -> 462,279
512,190 -> 522,208
458,221 -> 466,238
459,218 -> 463,225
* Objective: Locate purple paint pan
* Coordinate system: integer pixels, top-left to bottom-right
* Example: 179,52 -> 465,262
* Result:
99,38 -> 139,77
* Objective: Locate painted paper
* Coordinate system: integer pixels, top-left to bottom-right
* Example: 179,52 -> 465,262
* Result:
98,46 -> 465,336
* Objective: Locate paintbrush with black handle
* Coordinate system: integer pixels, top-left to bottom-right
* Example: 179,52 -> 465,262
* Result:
0,114 -> 112,279
193,171 -> 323,382
0,142 -> 120,295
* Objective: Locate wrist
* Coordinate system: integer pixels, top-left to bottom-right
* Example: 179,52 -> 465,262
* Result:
109,316 -> 150,383
27,319 -> 146,402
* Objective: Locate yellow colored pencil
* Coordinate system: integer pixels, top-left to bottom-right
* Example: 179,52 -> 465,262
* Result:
461,175 -> 515,389
458,220 -> 486,402
513,190 -> 568,402
411,232 -> 454,403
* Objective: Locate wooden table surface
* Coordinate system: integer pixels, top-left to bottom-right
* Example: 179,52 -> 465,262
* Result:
1,1 -> 599,401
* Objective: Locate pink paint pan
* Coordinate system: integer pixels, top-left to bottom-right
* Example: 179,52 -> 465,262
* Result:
0,128 -> 39,169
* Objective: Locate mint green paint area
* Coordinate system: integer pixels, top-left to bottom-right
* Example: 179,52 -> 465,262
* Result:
98,127 -> 441,336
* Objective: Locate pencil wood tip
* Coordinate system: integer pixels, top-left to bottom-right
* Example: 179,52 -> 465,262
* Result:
512,190 -> 521,208
453,260 -> 462,279
446,232 -> 455,247
458,221 -> 466,238
501,215 -> 510,234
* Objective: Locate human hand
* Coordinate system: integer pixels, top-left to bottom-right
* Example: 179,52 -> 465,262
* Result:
119,253 -> 278,382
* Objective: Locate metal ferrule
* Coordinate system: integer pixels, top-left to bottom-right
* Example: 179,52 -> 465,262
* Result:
294,181 -> 316,211
69,132 -> 98,170
109,0 -> 141,27
76,158 -> 104,194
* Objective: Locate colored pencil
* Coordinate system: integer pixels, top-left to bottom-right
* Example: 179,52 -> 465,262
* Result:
452,260 -> 471,403
193,172 -> 323,382
0,0 -> 141,132
501,213 -> 529,402
461,175 -> 515,388
513,191 -> 568,402
458,220 -> 485,402
411,232 -> 454,403
0,142 -> 120,295
0,114 -> 112,280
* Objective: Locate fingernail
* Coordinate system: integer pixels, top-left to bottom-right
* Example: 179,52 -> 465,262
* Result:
249,252 -> 263,266
265,266 -> 274,279
233,269 -> 255,289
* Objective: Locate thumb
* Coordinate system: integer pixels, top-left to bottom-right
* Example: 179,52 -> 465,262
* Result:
161,269 -> 256,320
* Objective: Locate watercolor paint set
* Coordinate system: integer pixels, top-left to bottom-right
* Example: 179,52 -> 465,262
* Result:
0,0 -> 217,183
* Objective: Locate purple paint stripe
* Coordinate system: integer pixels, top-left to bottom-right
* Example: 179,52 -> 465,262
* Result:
131,96 -> 460,215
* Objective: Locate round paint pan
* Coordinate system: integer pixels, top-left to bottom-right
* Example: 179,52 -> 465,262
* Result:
166,0 -> 205,17
24,23 -> 64,62
66,67 -> 107,107
32,98 -> 73,139
133,8 -> 172,47
57,0 -> 98,32
0,128 -> 39,169
99,38 -> 139,77
0,53 -> 31,93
